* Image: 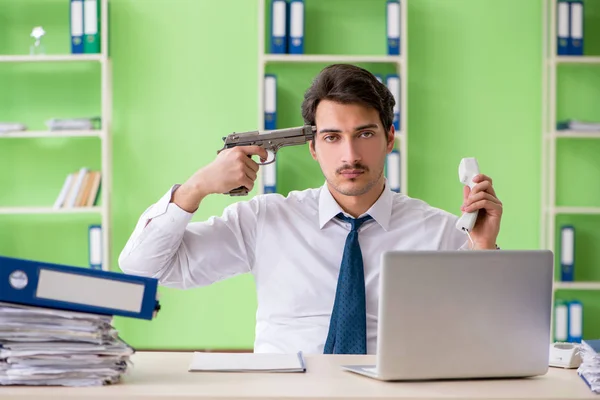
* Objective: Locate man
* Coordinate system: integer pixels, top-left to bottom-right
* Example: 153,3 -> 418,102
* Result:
119,64 -> 503,355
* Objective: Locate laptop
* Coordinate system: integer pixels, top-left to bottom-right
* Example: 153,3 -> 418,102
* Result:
342,250 -> 554,381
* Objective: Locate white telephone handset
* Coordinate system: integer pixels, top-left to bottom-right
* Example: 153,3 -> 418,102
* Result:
456,157 -> 480,234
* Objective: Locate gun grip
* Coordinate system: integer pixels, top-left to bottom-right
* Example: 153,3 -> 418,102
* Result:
227,186 -> 249,196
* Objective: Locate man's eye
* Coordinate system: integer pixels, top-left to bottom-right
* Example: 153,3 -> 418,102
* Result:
360,131 -> 374,138
324,136 -> 338,142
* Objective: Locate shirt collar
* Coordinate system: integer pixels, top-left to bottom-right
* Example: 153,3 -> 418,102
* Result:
318,180 -> 393,231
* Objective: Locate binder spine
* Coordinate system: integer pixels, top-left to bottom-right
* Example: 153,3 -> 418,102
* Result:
83,0 -> 101,54
554,300 -> 568,342
557,1 -> 570,55
288,0 -> 304,54
88,224 -> 102,270
70,0 -> 85,54
386,74 -> 401,131
262,162 -> 277,194
264,74 -> 277,131
560,225 -> 575,282
270,0 -> 288,54
569,1 -> 584,56
386,149 -> 401,193
386,0 -> 400,55
567,300 -> 583,343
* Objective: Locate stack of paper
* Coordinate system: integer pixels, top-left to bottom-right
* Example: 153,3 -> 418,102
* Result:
577,340 -> 600,393
0,302 -> 134,387
45,117 -> 101,131
0,123 -> 27,133
557,120 -> 600,132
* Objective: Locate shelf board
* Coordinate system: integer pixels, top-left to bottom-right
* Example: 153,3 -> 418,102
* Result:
554,56 -> 600,64
553,206 -> 600,215
263,54 -> 403,64
0,130 -> 102,139
554,282 -> 600,290
0,206 -> 102,215
0,54 -> 104,63
552,130 -> 600,139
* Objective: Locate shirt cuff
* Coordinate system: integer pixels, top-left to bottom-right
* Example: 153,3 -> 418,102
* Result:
143,184 -> 193,230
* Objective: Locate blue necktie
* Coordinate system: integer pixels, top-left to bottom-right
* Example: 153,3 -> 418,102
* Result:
323,212 -> 373,354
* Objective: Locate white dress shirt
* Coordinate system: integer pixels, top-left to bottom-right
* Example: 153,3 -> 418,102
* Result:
119,181 -> 469,355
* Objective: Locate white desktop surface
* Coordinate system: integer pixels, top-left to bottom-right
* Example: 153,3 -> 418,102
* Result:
0,351 -> 595,399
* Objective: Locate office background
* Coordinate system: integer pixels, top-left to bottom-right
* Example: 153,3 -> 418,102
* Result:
0,0 -> 599,350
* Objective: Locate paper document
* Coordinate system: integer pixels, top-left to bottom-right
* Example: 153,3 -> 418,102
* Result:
188,351 -> 306,373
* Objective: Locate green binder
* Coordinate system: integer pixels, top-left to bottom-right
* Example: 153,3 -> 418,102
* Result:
83,0 -> 100,54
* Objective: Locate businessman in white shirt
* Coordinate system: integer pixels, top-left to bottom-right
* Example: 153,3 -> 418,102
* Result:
119,64 -> 503,355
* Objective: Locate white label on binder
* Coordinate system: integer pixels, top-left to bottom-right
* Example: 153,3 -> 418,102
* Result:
387,152 -> 400,189
36,269 -> 145,313
84,0 -> 98,35
387,2 -> 400,39
555,304 -> 568,341
273,1 -> 286,37
263,162 -> 276,187
571,3 -> 583,39
71,1 -> 83,36
569,302 -> 582,337
561,227 -> 574,265
290,2 -> 304,38
387,77 -> 400,113
558,2 -> 569,38
264,76 -> 276,114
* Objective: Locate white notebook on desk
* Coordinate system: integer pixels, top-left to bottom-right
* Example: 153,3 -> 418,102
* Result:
188,351 -> 306,373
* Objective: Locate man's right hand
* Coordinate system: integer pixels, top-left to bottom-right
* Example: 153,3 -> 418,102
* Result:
172,145 -> 269,213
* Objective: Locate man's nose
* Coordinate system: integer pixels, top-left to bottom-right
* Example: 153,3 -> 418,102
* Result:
340,139 -> 361,165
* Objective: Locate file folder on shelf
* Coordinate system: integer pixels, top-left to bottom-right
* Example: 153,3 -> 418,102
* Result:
70,0 -> 85,54
554,300 -> 568,342
569,0 -> 584,56
560,225 -> 575,282
0,256 -> 160,320
568,300 -> 583,343
386,149 -> 401,193
386,74 -> 401,131
270,0 -> 287,53
262,162 -> 277,194
386,0 -> 400,55
88,224 -> 102,270
264,74 -> 277,130
83,0 -> 101,54
557,1 -> 570,55
288,0 -> 304,54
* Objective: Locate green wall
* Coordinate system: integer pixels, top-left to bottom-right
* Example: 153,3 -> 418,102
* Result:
1,0 -> 599,350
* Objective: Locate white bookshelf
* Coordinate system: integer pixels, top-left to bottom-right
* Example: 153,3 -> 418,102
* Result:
257,0 -> 408,195
0,54 -> 104,63
0,130 -> 103,139
1,0 -> 112,271
542,0 -> 600,294
0,207 -> 102,215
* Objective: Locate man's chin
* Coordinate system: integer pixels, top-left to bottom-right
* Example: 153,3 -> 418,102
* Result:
330,178 -> 373,197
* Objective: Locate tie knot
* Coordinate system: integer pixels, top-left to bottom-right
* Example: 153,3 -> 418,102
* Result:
336,213 -> 373,232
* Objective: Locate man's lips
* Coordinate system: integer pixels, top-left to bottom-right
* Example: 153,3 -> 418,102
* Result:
339,170 -> 364,178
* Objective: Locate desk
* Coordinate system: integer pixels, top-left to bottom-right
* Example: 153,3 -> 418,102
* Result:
0,351 -> 595,399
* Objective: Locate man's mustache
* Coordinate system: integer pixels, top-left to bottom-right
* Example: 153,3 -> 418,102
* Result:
336,163 -> 369,174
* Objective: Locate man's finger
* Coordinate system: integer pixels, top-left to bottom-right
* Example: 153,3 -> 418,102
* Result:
238,145 -> 269,160
470,180 -> 497,198
243,155 -> 260,173
473,174 -> 493,186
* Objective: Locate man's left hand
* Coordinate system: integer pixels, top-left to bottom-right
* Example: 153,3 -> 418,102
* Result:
461,174 -> 503,250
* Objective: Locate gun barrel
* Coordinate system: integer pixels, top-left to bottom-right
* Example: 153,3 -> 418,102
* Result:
223,125 -> 315,148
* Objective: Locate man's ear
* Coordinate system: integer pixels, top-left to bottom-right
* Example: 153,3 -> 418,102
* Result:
309,139 -> 317,160
386,125 -> 396,153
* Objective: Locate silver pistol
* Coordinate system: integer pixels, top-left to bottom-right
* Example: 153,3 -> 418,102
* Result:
218,125 -> 316,196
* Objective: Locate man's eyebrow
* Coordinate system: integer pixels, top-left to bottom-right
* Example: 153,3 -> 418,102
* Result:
318,124 -> 379,134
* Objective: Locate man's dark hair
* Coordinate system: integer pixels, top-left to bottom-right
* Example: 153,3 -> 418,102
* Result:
301,64 -> 396,131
